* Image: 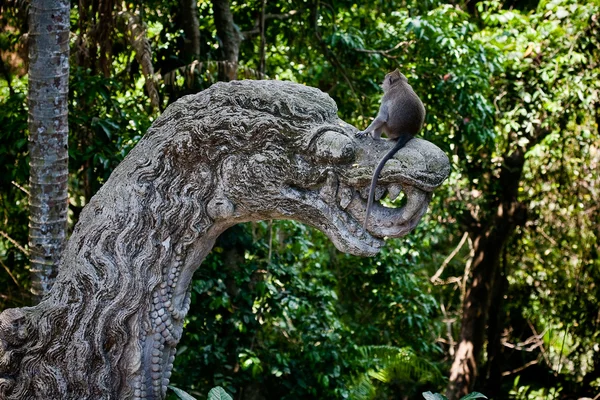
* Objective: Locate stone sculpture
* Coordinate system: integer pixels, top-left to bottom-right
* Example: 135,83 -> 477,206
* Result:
0,80 -> 449,399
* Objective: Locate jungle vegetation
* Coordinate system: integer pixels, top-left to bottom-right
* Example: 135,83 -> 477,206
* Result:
0,0 -> 599,398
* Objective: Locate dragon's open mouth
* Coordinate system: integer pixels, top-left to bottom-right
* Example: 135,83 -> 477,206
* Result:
284,172 -> 432,256
345,181 -> 431,237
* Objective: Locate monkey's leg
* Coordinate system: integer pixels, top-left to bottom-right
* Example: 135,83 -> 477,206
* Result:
356,104 -> 389,139
356,115 -> 386,139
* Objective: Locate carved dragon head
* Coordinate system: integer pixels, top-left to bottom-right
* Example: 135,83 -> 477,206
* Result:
138,79 -> 449,256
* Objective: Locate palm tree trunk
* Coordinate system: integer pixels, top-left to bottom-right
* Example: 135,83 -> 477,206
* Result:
27,0 -> 70,301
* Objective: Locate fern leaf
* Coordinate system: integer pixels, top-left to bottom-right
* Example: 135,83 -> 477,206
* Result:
360,345 -> 443,385
348,373 -> 378,400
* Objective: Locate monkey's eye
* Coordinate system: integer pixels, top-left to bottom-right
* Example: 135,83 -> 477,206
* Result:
312,131 -> 356,164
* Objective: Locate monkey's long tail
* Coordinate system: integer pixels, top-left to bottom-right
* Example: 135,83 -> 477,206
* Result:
363,135 -> 413,231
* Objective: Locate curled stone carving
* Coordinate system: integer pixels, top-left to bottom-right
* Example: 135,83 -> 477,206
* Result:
0,80 -> 449,399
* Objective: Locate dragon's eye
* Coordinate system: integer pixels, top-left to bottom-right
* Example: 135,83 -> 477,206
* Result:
312,131 -> 356,164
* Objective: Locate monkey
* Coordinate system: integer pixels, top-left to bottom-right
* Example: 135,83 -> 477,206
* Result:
355,69 -> 425,230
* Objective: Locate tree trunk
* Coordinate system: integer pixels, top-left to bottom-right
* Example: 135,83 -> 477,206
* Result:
180,0 -> 201,61
74,0 -> 115,76
119,10 -> 160,110
483,257 -> 507,395
211,0 -> 242,81
27,0 -> 70,301
446,228 -> 503,398
258,0 -> 266,74
446,149 -> 526,398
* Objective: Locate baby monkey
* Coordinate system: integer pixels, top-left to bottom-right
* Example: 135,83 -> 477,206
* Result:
356,69 -> 425,230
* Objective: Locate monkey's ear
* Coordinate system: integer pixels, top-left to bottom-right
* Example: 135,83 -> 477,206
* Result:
387,69 -> 401,85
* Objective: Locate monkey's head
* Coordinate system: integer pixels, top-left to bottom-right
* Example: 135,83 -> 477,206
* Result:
382,69 -> 409,91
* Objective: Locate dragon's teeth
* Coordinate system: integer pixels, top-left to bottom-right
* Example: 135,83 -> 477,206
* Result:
339,186 -> 353,209
359,186 -> 386,201
387,184 -> 403,201
359,187 -> 369,199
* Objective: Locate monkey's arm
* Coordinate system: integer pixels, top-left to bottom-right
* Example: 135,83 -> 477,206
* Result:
356,103 -> 389,139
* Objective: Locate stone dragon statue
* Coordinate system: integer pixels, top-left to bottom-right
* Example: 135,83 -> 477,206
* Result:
0,80 -> 449,399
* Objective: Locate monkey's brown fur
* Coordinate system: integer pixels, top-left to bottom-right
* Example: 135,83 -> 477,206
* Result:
356,69 -> 426,230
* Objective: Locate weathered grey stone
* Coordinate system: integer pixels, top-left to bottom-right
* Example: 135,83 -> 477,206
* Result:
0,79 -> 449,399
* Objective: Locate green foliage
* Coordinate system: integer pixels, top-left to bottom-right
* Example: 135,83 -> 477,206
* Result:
169,221 -> 441,399
171,222 -> 349,398
361,346 -> 443,385
349,346 -> 444,399
69,67 -> 153,201
406,5 -> 500,149
479,1 -> 600,395
508,375 -> 564,399
0,75 -> 29,306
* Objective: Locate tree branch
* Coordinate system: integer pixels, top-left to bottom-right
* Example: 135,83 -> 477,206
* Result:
0,230 -> 29,256
1,259 -> 21,287
501,359 -> 539,376
355,40 -> 415,60
431,232 -> 468,283
12,180 -> 29,195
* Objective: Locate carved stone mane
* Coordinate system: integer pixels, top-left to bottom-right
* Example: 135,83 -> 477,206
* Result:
0,80 -> 449,399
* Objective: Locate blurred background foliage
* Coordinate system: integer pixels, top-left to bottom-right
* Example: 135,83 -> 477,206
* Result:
1,0 -> 599,398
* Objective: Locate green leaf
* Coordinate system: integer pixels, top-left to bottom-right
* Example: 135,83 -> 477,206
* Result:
208,386 -> 233,400
168,385 -> 197,400
422,392 -> 447,400
461,393 -> 488,400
